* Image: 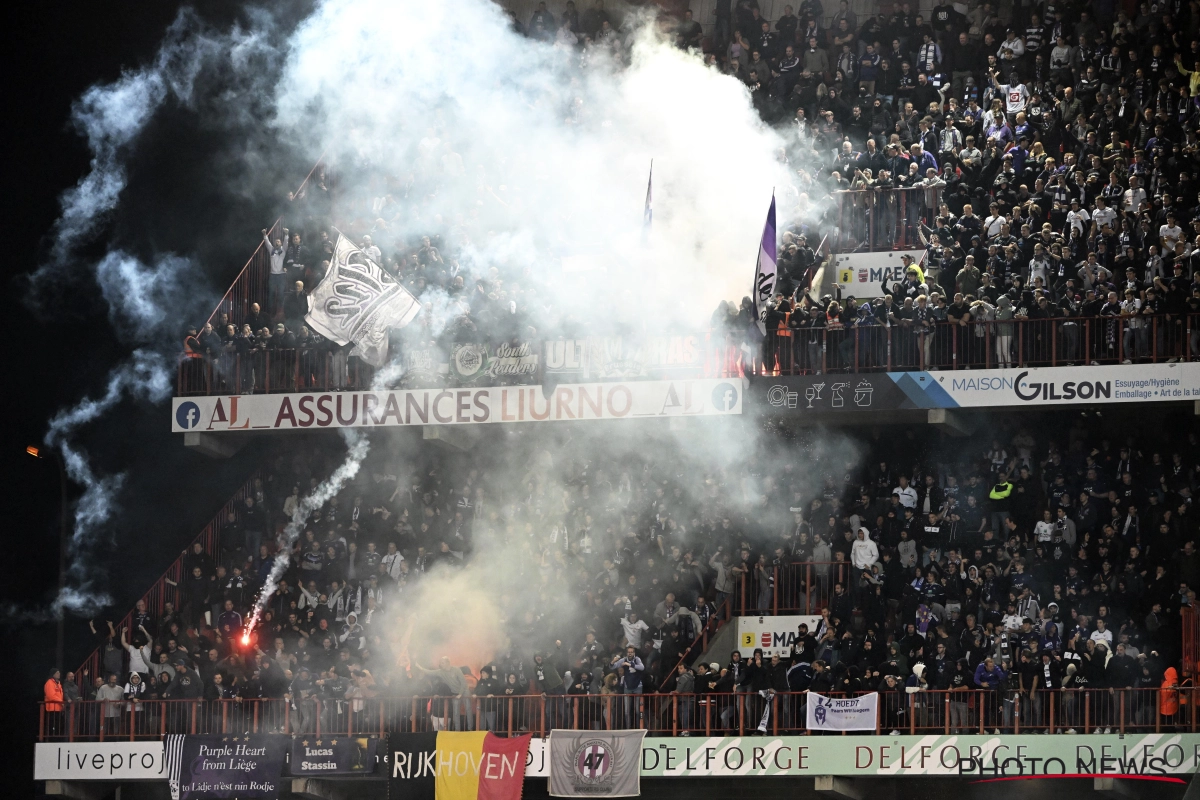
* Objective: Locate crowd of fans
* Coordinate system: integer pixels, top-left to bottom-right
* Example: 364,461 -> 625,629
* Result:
680,0 -> 1200,368
43,412 -> 1200,735
183,0 -> 1200,386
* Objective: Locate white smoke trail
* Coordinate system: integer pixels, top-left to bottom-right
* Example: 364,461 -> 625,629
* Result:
42,351 -> 172,615
244,427 -> 371,638
14,11 -> 275,624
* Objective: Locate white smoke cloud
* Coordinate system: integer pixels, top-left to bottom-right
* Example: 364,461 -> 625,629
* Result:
273,0 -> 792,325
23,0 -> 820,636
245,427 -> 371,636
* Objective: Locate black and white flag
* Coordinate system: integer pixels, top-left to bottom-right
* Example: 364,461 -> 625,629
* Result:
305,233 -> 420,367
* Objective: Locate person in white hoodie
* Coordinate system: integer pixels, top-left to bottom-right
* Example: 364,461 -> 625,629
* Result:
851,527 -> 879,570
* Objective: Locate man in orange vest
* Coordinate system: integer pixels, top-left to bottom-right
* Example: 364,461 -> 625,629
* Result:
44,668 -> 64,736
1160,666 -> 1181,725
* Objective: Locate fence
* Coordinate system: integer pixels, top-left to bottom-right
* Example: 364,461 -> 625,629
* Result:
757,314 -> 1200,375
39,687 -> 1198,741
732,561 -> 847,616
177,337 -> 746,396
202,157 -> 327,332
830,186 -> 943,253
73,471 -> 262,686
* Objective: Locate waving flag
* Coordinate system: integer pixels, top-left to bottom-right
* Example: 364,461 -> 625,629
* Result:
643,160 -> 653,230
305,233 -> 420,367
752,194 -> 778,335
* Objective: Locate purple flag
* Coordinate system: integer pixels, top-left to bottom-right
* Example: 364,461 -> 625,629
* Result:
752,194 -> 777,335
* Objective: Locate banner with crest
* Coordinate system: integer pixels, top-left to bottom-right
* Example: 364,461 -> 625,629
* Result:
305,234 -> 420,367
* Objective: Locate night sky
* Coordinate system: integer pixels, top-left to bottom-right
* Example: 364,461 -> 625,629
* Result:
2,3 -> 314,794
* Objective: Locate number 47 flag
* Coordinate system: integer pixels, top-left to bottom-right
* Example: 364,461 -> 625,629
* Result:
548,730 -> 646,797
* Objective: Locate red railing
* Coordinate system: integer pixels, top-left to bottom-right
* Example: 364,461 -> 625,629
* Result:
734,561 -> 847,616
831,186 -> 942,252
73,471 -> 262,687
177,337 -> 746,396
1184,605 -> 1200,679
757,314 -> 1198,375
39,687 -> 1198,740
202,157 -> 328,331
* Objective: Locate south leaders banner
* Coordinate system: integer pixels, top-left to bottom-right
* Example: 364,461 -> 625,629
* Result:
287,735 -> 379,776
753,363 -> 1200,413
805,692 -> 878,732
548,730 -> 646,797
165,735 -> 287,800
172,379 -> 744,433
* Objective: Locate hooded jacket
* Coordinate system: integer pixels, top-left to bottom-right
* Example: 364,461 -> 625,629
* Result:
851,528 -> 880,570
905,663 -> 928,693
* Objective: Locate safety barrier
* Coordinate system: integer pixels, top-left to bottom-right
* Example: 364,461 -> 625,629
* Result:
177,338 -> 746,396
756,314 -> 1199,375
830,186 -> 943,253
202,157 -> 327,331
39,687 -> 1197,740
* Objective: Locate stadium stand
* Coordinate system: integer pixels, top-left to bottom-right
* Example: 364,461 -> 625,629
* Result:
40,416 -> 1200,739
44,0 -> 1200,742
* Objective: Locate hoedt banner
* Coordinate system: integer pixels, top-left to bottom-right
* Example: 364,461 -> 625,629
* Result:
806,692 -> 878,731
549,730 -> 646,797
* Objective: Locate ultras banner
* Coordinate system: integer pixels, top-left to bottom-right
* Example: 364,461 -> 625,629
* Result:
752,363 -> 1200,412
287,735 -> 380,776
165,735 -> 287,800
548,730 -> 647,797
171,379 -> 744,433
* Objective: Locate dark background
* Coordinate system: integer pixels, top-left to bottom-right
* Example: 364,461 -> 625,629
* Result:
0,2 -> 314,795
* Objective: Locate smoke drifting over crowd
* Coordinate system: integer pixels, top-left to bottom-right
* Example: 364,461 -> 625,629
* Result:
20,0 -> 823,647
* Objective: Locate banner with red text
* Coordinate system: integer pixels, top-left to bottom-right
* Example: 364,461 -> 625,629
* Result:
171,379 -> 744,432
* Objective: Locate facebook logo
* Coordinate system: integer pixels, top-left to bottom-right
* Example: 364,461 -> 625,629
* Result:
176,402 -> 201,430
711,383 -> 739,412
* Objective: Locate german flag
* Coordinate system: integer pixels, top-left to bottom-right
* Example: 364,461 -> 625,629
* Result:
432,732 -> 531,800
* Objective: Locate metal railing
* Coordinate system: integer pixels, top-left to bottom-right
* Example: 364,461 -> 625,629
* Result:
39,687 -> 1198,740
831,186 -> 942,253
73,471 -> 261,687
202,157 -> 327,331
733,561 -> 848,616
177,338 -> 746,396
758,314 -> 1198,375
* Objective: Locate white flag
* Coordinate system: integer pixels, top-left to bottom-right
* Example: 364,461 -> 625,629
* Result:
304,234 -> 420,367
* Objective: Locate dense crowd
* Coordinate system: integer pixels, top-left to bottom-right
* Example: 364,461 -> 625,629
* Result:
692,0 -> 1200,368
43,412 -> 1200,735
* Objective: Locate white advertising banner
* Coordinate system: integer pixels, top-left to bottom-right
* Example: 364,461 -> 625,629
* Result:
35,742 -> 166,780
833,249 -> 927,298
920,363 -> 1200,408
172,379 -> 745,433
806,692 -> 879,732
736,615 -> 823,658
